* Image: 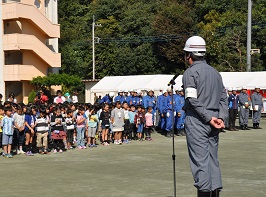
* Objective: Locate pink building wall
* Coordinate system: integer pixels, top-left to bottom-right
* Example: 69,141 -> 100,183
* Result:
1,0 -> 61,103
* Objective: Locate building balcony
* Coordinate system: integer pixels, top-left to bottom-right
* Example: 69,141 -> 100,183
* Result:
2,2 -> 60,38
3,34 -> 61,67
4,64 -> 46,81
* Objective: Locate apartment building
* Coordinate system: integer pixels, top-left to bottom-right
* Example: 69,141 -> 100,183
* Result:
0,0 -> 60,103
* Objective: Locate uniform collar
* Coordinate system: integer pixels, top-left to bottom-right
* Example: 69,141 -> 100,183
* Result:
191,60 -> 207,67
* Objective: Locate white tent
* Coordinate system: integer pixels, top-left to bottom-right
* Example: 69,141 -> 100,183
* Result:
220,71 -> 266,90
86,72 -> 266,103
90,74 -> 183,93
90,71 -> 266,92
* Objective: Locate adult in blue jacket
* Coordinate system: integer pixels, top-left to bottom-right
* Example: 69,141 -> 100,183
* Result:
158,89 -> 168,131
100,92 -> 114,104
175,88 -> 186,136
128,91 -> 140,106
164,89 -> 176,136
144,89 -> 156,112
114,90 -> 126,104
124,90 -> 129,104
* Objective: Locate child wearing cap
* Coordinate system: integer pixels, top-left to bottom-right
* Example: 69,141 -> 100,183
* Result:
64,92 -> 72,103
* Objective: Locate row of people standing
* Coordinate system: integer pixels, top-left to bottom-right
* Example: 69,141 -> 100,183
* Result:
99,89 -> 156,110
228,86 -> 264,130
98,88 -> 186,137
157,88 -> 185,136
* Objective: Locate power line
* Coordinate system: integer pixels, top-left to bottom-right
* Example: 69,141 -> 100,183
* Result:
72,21 -> 266,46
99,21 -> 266,44
99,34 -> 188,44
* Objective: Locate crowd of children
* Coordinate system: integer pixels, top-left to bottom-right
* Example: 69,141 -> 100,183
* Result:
0,97 -> 156,158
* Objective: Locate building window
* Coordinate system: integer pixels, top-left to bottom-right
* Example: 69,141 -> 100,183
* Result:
4,51 -> 23,65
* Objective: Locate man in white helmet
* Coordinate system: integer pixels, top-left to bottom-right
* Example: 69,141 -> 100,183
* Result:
175,87 -> 186,136
114,90 -> 126,104
238,86 -> 251,130
158,88 -> 168,133
156,88 -> 165,131
128,90 -> 140,106
251,86 -> 263,129
164,88 -> 176,137
124,90 -> 129,103
182,36 -> 228,197
136,90 -> 143,104
144,89 -> 156,111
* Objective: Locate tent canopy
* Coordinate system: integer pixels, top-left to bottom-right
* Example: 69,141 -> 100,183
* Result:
90,72 -> 266,93
220,71 -> 266,90
90,75 -> 183,93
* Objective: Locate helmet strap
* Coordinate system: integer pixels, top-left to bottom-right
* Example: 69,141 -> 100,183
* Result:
185,52 -> 191,61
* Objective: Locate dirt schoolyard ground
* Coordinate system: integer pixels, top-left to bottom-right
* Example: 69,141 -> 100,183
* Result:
0,118 -> 265,197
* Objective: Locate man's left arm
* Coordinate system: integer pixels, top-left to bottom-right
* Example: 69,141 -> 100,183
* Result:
218,88 -> 228,122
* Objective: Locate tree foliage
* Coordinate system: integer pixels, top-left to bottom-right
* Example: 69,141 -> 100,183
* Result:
30,73 -> 82,90
28,90 -> 36,104
58,0 -> 266,78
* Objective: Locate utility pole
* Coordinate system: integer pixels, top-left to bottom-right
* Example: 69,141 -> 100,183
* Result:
92,15 -> 101,80
246,0 -> 252,72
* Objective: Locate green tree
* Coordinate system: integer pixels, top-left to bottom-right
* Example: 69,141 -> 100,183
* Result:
58,0 -> 266,78
31,74 -> 82,93
28,90 -> 36,104
152,1 -> 196,74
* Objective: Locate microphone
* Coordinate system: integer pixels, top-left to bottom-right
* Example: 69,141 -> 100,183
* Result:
168,73 -> 179,86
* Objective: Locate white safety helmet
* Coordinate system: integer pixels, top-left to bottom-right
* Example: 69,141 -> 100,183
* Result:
109,92 -> 115,97
124,89 -> 128,93
148,89 -> 154,93
163,88 -> 168,94
167,88 -> 172,93
228,88 -> 233,92
242,86 -> 247,90
177,87 -> 183,92
118,89 -> 123,93
255,86 -> 260,89
183,36 -> 206,57
232,87 -> 237,91
136,90 -> 141,94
